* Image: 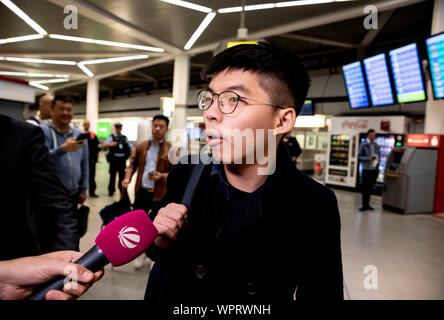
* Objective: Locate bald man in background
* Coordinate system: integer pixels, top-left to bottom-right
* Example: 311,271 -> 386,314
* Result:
27,94 -> 54,126
83,120 -> 100,198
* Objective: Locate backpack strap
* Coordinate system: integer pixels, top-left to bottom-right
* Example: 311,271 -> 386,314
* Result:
181,161 -> 207,213
50,128 -> 58,149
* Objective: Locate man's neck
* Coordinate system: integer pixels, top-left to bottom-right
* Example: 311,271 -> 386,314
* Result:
53,120 -> 70,133
224,163 -> 268,193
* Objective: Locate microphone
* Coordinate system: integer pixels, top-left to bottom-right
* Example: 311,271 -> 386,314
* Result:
27,209 -> 158,300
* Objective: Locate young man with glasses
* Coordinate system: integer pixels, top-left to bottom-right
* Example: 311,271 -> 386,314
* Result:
145,42 -> 344,301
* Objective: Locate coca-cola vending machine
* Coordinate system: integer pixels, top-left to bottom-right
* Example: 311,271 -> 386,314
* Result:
326,116 -> 408,189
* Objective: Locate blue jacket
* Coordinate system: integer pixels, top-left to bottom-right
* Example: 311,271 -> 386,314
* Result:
41,122 -> 89,195
358,140 -> 381,170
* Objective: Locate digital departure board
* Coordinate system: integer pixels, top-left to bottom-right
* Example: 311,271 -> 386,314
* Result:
363,53 -> 395,106
426,32 -> 444,99
342,61 -> 370,108
389,43 -> 426,103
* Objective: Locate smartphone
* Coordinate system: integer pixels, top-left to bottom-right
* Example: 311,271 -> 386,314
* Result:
76,133 -> 89,141
148,171 -> 155,176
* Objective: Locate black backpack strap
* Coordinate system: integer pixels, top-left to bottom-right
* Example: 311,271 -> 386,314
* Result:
181,161 -> 206,212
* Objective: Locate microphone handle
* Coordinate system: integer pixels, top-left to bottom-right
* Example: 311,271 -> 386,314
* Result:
26,245 -> 109,300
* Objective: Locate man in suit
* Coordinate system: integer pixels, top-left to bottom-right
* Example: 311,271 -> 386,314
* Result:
358,129 -> 381,211
0,114 -> 79,260
144,42 -> 343,301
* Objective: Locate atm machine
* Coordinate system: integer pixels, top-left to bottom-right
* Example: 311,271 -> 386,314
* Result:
383,138 -> 440,214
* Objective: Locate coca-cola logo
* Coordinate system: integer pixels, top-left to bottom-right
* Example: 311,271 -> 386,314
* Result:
341,119 -> 369,130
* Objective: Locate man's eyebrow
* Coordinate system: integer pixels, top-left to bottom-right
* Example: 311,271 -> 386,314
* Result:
207,84 -> 250,95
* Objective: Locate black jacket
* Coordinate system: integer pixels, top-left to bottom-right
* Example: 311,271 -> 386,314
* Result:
0,115 -> 79,260
145,144 -> 343,301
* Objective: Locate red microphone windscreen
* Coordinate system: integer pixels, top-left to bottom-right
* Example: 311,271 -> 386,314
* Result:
95,210 -> 158,267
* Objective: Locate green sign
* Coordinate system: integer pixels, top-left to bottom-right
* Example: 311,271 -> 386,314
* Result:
97,122 -> 111,139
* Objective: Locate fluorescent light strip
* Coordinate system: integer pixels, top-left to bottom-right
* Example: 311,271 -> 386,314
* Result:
218,6 -> 243,13
218,0 -> 357,13
49,34 -> 164,53
244,3 -> 275,11
0,71 -> 69,78
0,56 -> 76,65
77,63 -> 94,77
80,55 -> 149,65
184,12 -> 216,50
0,0 -> 47,35
29,81 -> 49,90
33,78 -> 70,84
159,0 -> 212,13
0,34 -> 44,44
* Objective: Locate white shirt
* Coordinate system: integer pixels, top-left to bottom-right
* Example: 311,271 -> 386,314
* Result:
141,139 -> 162,189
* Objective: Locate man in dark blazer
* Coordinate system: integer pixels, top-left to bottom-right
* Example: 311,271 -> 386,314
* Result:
0,114 -> 79,260
145,42 -> 343,301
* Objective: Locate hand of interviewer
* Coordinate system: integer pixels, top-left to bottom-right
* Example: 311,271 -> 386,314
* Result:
0,250 -> 104,300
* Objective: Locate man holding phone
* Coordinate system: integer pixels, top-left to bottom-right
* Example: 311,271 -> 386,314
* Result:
41,96 -> 89,234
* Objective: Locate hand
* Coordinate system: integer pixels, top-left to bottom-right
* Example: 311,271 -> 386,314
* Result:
0,251 -> 104,300
153,203 -> 188,249
78,193 -> 87,204
370,156 -> 377,161
109,141 -> 118,147
61,138 -> 84,153
121,179 -> 130,189
148,171 -> 162,182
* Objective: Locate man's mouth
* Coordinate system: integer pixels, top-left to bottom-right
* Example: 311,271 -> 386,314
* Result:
206,130 -> 223,146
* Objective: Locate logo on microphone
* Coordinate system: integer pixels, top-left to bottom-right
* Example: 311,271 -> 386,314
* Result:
118,226 -> 140,249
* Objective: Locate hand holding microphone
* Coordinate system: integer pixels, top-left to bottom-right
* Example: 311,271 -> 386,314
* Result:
27,210 -> 158,300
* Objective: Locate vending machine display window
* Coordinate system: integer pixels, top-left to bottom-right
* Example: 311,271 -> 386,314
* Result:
329,134 -> 351,167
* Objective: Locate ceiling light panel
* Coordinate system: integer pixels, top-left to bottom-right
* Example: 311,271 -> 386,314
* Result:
0,0 -> 47,35
159,0 -> 212,13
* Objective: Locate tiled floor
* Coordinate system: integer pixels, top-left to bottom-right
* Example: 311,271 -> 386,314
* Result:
79,155 -> 444,300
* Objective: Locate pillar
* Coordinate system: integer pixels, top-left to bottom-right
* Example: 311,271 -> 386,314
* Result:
170,54 -> 190,150
86,78 -> 99,133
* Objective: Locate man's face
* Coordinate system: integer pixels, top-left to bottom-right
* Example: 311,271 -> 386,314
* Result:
52,101 -> 73,125
368,131 -> 376,142
152,119 -> 168,141
204,69 -> 280,164
83,120 -> 90,132
115,126 -> 122,134
39,96 -> 53,119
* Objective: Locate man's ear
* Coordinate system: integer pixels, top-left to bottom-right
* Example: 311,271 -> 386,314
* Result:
274,107 -> 296,136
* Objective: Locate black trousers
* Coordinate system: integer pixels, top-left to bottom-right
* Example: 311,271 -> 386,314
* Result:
361,169 -> 378,208
108,159 -> 126,194
133,188 -> 159,214
89,161 -> 97,195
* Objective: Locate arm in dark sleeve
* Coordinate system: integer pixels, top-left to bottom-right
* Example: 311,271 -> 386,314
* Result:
25,126 -> 80,252
296,190 -> 344,300
358,142 -> 369,162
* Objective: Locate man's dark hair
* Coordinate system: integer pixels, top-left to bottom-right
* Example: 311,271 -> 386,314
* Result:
51,95 -> 65,108
200,41 -> 310,115
367,129 -> 376,135
64,96 -> 75,105
153,114 -> 169,127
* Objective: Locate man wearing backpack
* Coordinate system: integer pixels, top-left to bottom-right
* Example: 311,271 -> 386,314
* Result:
103,123 -> 132,196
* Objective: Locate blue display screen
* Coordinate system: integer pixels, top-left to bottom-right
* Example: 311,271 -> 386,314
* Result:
363,53 -> 395,106
342,61 -> 370,108
426,33 -> 444,99
299,100 -> 313,115
389,43 -> 426,103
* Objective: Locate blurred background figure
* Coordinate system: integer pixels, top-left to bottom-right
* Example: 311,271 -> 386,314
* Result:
0,114 -> 79,259
122,115 -> 172,269
358,129 -> 381,211
83,119 -> 100,198
282,131 -> 302,165
103,123 -> 132,197
26,94 -> 54,126
41,96 -> 89,236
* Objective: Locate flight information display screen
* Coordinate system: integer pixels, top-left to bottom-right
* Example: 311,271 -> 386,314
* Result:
426,32 -> 444,99
363,53 -> 395,106
299,100 -> 314,115
389,43 -> 426,103
342,61 -> 370,108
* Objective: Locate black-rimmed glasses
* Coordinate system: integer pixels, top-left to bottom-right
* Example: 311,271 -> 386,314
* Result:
197,89 -> 284,114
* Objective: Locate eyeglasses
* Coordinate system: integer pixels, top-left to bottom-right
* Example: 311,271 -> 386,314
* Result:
197,89 -> 284,114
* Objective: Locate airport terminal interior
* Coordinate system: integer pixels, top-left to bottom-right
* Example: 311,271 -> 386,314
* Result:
1,0 -> 444,300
